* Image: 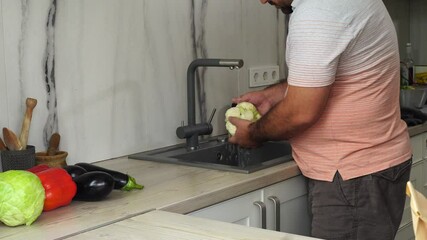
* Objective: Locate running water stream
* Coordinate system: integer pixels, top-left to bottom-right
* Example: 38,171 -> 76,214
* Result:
224,143 -> 257,168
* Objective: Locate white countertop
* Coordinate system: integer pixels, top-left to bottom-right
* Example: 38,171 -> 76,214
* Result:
0,157 -> 301,239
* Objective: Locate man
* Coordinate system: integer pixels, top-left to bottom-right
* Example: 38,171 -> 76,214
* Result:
229,0 -> 412,239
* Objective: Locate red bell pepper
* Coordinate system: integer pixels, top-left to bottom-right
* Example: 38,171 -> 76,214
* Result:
27,164 -> 50,173
35,168 -> 77,211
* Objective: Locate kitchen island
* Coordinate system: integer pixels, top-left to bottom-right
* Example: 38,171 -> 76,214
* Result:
67,210 -> 318,240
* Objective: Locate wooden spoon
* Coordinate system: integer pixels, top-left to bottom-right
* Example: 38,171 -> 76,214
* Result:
19,98 -> 37,149
47,133 -> 61,156
3,128 -> 23,151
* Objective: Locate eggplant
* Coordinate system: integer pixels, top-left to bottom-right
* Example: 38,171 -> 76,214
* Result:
63,165 -> 87,180
75,162 -> 143,191
73,171 -> 115,201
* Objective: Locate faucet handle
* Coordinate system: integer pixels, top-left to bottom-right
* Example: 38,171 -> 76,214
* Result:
176,123 -> 213,139
176,108 -> 215,140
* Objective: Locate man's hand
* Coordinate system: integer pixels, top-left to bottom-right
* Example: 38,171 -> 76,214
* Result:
232,91 -> 272,115
227,117 -> 261,148
232,81 -> 287,115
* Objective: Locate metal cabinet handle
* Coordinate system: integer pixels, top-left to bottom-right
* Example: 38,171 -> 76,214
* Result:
253,201 -> 266,229
268,196 -> 281,231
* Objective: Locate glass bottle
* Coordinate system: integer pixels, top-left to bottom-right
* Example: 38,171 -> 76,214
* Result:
403,43 -> 415,85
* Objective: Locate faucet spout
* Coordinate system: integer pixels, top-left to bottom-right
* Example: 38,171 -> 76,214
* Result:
187,59 -> 243,127
177,58 -> 244,150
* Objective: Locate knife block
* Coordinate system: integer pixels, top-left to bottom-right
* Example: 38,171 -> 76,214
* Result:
0,145 -> 35,172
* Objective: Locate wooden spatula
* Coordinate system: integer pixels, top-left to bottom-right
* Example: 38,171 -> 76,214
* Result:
3,128 -> 23,151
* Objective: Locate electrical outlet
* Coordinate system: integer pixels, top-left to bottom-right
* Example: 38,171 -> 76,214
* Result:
248,65 -> 280,87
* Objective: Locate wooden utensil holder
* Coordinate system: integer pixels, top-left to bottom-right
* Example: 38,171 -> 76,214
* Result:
35,151 -> 68,168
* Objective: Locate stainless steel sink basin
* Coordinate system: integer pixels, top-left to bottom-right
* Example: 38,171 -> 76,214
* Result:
129,136 -> 293,173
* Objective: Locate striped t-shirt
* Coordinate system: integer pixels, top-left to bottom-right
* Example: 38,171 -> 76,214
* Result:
286,0 -> 412,181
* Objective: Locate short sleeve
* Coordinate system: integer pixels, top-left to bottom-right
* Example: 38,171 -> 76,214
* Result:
286,6 -> 355,87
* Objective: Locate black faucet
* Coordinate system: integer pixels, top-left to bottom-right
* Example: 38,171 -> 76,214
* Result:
176,58 -> 244,150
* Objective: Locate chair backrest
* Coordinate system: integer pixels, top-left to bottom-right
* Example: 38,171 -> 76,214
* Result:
407,181 -> 427,239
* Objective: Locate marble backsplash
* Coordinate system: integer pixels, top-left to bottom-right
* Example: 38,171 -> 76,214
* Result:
0,0 -> 422,165
0,0 -> 286,164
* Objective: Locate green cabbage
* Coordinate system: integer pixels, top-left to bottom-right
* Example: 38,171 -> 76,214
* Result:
0,170 -> 45,226
225,102 -> 262,135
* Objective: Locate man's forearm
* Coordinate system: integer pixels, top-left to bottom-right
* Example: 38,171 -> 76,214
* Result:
248,99 -> 298,143
263,79 -> 288,107
248,84 -> 331,143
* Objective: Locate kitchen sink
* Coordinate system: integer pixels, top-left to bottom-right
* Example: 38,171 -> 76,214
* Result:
129,136 -> 293,173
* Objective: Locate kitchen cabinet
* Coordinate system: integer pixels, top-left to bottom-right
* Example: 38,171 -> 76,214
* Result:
422,133 -> 427,196
263,175 -> 311,235
396,132 -> 427,240
395,223 -> 415,240
188,188 -> 263,227
397,160 -> 421,240
188,175 -> 311,236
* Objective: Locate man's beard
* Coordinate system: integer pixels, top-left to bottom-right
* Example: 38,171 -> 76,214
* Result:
267,0 -> 293,14
279,6 -> 293,14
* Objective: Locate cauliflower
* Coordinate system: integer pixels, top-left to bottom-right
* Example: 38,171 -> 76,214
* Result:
225,102 -> 261,135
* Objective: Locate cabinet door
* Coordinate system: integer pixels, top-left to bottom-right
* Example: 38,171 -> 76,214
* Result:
422,132 -> 427,196
397,133 -> 425,240
188,189 -> 263,228
410,134 -> 423,164
263,175 -> 311,236
400,161 -> 422,233
395,222 -> 415,240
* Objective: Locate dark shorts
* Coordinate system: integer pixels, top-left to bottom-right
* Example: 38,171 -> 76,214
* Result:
308,159 -> 412,240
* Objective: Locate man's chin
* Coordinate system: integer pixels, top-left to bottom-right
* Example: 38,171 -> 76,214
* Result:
280,7 -> 293,14
267,1 -> 293,14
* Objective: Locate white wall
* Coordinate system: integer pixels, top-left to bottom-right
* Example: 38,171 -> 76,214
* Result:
0,0 -> 285,164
